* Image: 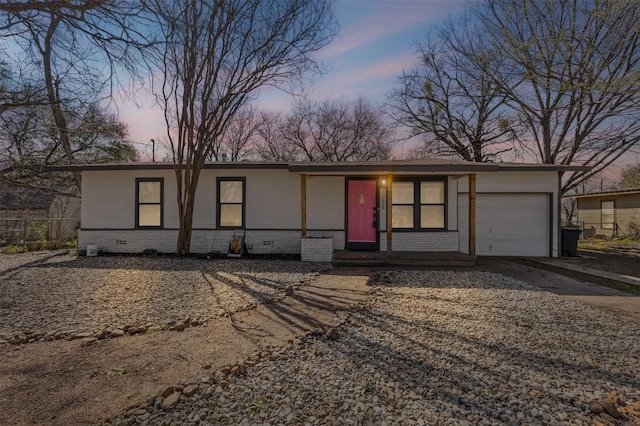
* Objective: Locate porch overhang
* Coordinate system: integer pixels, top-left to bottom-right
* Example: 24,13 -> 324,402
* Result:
287,160 -> 588,174
288,160 -> 499,174
299,170 -> 478,258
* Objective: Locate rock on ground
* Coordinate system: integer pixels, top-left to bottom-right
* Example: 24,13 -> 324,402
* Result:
112,271 -> 640,425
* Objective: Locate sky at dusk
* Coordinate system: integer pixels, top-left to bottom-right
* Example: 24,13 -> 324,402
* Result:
121,0 -> 469,158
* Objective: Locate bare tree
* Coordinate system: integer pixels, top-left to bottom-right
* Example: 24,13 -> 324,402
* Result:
0,101 -> 137,193
207,105 -> 259,162
477,0 -> 640,192
0,59 -> 45,116
1,1 -> 152,191
253,111 -> 297,161
255,97 -> 395,162
392,0 -> 640,192
150,0 -> 337,254
389,17 -> 517,162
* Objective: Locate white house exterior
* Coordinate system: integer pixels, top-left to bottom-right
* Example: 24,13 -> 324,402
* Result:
52,159 -> 586,258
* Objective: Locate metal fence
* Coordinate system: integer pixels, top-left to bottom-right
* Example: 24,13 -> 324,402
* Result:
574,222 -> 616,240
0,217 -> 79,246
567,221 -> 640,240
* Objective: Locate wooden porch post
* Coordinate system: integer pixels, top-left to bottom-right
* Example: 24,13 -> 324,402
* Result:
386,174 -> 393,253
301,174 -> 307,239
469,173 -> 476,257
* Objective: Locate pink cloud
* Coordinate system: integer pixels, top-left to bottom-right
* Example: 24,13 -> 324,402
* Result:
318,0 -> 465,60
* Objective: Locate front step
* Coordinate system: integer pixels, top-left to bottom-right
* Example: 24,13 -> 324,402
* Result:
331,251 -> 476,267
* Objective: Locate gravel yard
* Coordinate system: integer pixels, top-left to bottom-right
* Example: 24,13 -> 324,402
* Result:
2,252 -> 640,425
0,251 -> 323,343
111,270 -> 640,426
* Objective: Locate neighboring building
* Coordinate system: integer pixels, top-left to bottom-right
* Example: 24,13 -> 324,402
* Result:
568,188 -> 640,239
48,193 -> 81,240
50,159 -> 586,258
0,185 -> 79,243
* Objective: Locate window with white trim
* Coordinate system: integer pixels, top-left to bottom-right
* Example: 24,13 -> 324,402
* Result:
601,200 -> 615,229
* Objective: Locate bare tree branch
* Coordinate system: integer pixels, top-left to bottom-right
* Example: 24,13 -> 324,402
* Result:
0,0 -> 153,193
149,0 -> 337,254
478,0 -> 640,192
254,97 -> 395,162
0,1 -> 106,14
388,16 -> 518,162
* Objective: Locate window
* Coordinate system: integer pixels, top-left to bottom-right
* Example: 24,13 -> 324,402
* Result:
601,200 -> 615,229
217,177 -> 245,228
391,181 -> 414,228
136,178 -> 163,228
392,178 -> 446,230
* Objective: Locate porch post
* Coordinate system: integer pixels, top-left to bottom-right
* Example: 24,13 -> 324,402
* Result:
386,174 -> 393,253
301,174 -> 307,239
469,173 -> 476,257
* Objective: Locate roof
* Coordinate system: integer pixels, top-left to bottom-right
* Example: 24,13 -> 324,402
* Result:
46,159 -> 589,173
45,161 -> 288,171
564,187 -> 640,199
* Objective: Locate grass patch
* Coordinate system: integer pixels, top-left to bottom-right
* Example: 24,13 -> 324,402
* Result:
578,239 -> 640,253
105,367 -> 126,377
146,324 -> 170,334
3,244 -> 29,254
517,259 -> 640,296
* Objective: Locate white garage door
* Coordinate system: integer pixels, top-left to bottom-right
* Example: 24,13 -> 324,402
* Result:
475,194 -> 549,256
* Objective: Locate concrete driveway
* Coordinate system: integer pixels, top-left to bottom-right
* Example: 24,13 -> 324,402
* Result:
476,257 -> 640,324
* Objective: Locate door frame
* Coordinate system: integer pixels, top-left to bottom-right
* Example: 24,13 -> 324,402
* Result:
344,176 -> 379,251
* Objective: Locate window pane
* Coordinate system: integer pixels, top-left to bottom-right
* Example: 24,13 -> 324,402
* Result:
139,181 -> 161,203
602,201 -> 614,229
392,205 -> 413,228
220,204 -> 243,227
139,204 -> 161,226
220,181 -> 243,203
392,182 -> 414,204
420,181 -> 444,204
601,201 -> 614,215
421,205 -> 445,228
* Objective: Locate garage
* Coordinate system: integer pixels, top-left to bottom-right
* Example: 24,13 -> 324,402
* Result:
459,193 -> 551,256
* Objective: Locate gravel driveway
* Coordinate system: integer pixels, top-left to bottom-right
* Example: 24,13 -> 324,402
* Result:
114,270 -> 640,425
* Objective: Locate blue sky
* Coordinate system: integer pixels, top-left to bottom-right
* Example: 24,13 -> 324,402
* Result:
123,0 -> 469,155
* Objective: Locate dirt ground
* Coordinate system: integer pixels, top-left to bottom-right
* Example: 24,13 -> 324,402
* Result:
577,240 -> 640,277
0,269 -> 372,425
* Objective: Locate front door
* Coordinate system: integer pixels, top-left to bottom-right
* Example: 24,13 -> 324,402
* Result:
346,179 -> 378,250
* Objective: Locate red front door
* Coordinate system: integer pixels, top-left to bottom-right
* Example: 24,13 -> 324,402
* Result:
347,179 -> 377,248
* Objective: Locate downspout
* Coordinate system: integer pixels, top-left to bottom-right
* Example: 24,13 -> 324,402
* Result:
386,174 -> 393,253
469,173 -> 476,257
301,174 -> 307,239
556,171 -> 562,257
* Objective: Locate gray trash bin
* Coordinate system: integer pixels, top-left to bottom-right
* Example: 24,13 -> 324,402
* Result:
561,228 -> 581,257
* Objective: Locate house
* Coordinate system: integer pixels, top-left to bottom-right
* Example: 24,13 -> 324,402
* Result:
49,159 -> 586,258
568,187 -> 640,239
0,185 -> 80,244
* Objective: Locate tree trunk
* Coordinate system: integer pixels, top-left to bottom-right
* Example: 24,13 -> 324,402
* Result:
42,14 -> 82,191
175,162 -> 203,255
176,202 -> 193,254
